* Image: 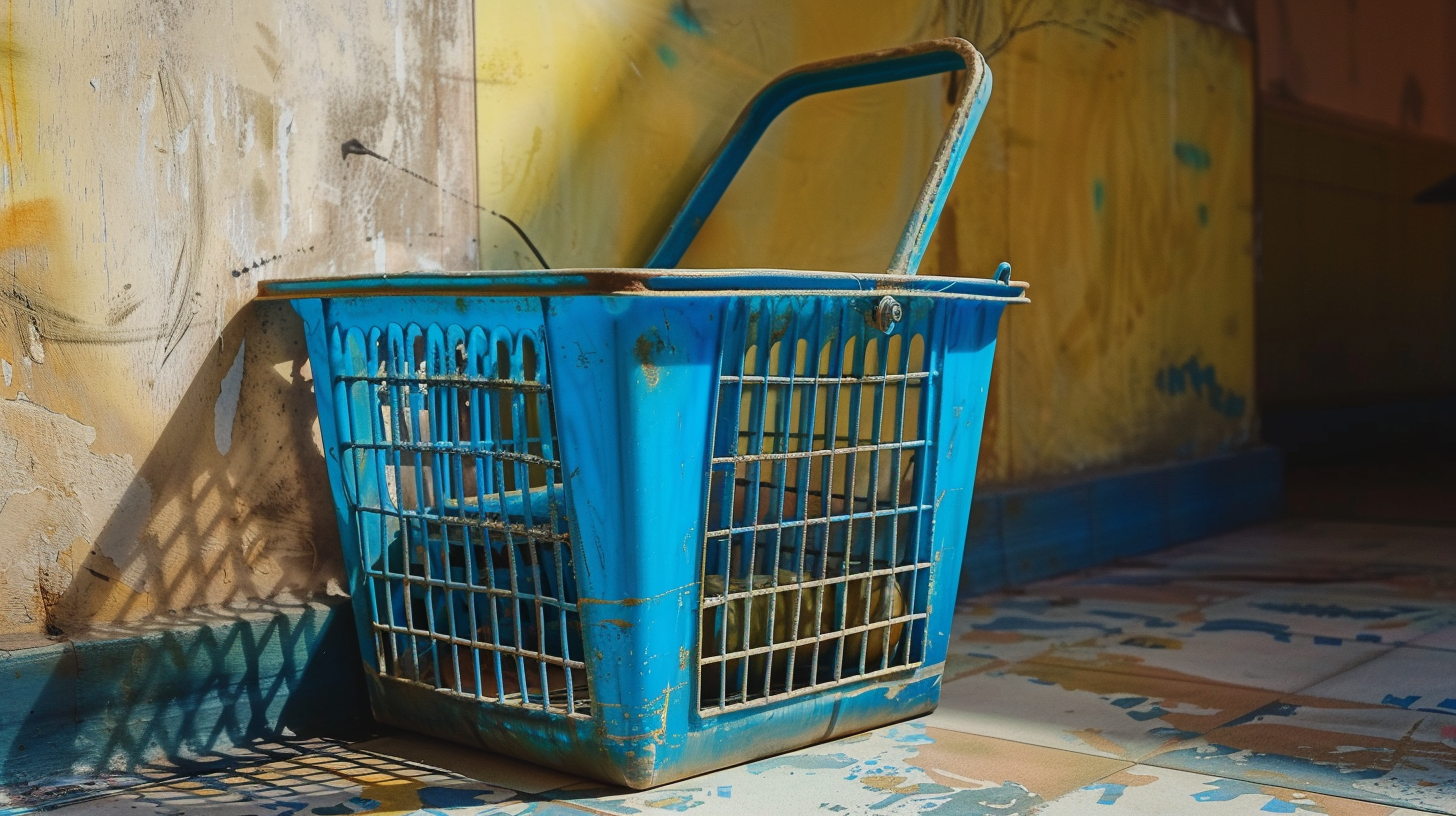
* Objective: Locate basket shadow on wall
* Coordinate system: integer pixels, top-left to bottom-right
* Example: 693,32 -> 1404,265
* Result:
3,301 -> 372,788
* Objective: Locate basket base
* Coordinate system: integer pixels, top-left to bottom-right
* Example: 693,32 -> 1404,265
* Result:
364,663 -> 945,789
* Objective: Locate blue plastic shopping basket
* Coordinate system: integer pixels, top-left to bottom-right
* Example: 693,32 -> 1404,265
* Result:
261,38 -> 1027,787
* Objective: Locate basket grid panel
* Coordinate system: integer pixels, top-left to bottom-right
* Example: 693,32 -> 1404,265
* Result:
698,299 -> 936,714
333,321 -> 589,718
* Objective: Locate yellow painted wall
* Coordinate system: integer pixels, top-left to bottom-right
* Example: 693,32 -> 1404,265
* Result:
0,0 -> 477,639
475,0 -> 1257,485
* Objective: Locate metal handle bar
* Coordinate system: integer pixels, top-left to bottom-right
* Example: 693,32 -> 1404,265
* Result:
645,37 -> 992,276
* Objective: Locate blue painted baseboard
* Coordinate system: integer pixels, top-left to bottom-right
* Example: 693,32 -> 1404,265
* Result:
0,599 -> 372,795
959,447 -> 1284,598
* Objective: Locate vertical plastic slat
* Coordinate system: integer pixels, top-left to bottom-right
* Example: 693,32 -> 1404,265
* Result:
695,295 -> 942,713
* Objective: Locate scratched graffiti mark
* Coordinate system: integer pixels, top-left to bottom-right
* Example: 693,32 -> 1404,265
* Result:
0,198 -> 171,346
232,245 -> 316,277
935,0 -> 1153,59
1155,355 -> 1246,418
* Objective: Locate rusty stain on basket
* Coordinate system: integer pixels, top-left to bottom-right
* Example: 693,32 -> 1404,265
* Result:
634,329 -> 670,388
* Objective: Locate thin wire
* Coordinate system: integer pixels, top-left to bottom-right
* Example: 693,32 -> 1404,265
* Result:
341,138 -> 551,270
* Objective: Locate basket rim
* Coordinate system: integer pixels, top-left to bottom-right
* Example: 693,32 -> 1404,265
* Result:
256,268 -> 1030,303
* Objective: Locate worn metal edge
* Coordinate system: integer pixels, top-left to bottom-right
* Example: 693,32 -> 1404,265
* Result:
255,268 -> 1031,301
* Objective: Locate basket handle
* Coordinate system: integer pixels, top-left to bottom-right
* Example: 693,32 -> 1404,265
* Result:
645,37 -> 991,276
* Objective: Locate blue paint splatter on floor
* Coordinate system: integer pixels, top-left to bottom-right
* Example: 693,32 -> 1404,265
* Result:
883,723 -> 934,744
1083,782 -> 1126,805
1149,726 -> 1202,740
1250,602 -> 1422,620
1197,618 -> 1294,642
918,783 -> 1041,814
416,787 -> 509,808
1192,778 -> 1273,802
1088,610 -> 1179,628
310,797 -> 379,815
974,616 -> 1121,635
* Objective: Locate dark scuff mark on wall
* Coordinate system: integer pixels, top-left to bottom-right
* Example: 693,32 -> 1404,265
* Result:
231,245 -> 316,278
1,284 -> 170,345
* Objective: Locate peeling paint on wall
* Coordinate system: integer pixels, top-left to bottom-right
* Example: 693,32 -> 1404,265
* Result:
0,395 -> 147,635
215,341 -> 246,456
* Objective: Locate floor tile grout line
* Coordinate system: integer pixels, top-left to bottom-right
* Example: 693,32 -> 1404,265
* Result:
933,664 -> 1300,764
963,591 -> 1456,652
962,654 -> 1270,696
992,649 -> 1375,699
921,715 -> 1182,768
1046,758 -> 1425,812
1406,641 -> 1456,654
1284,641 -> 1422,699
1135,749 -> 1455,816
997,647 -> 1436,717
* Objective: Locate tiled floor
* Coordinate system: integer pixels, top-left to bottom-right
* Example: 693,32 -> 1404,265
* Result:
15,520 -> 1456,815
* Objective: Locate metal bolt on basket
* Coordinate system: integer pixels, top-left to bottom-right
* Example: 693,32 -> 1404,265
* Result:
261,37 -> 1027,788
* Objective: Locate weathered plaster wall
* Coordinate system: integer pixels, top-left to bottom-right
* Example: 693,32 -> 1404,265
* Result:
474,0 -> 1257,485
0,0 -> 477,639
